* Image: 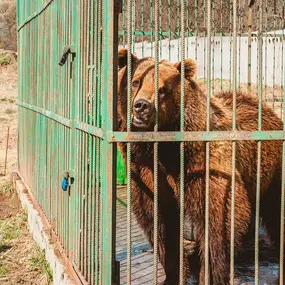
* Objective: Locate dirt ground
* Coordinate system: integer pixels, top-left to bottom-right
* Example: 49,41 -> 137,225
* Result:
0,61 -> 52,285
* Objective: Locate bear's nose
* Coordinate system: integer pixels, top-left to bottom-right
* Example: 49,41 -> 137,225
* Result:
134,99 -> 151,115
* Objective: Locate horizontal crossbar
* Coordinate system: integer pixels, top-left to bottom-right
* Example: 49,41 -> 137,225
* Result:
108,130 -> 285,142
17,101 -> 285,142
18,101 -> 104,139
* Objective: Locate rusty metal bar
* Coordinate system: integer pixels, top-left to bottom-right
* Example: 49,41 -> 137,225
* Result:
153,0 -> 159,283
126,0 -> 133,283
179,0 -> 186,283
280,1 -> 285,282
247,1 -> 253,92
230,0 -> 238,282
255,0 -> 263,283
205,0 -> 212,283
108,130 -> 285,142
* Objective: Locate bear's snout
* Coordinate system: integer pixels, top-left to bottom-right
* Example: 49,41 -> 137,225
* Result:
132,99 -> 154,128
134,99 -> 152,116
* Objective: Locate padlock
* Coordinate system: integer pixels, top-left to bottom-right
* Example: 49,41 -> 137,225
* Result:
61,170 -> 75,191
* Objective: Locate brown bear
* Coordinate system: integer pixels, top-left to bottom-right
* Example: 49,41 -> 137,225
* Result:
214,91 -> 283,238
181,64 -> 284,281
179,61 -> 284,242
117,48 -> 252,284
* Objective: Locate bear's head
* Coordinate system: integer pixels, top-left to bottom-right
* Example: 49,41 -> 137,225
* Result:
117,48 -> 198,131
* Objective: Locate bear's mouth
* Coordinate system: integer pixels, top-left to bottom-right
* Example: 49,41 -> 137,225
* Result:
131,114 -> 154,129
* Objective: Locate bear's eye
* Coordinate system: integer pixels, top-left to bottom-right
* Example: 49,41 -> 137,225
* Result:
132,80 -> 140,88
158,87 -> 166,99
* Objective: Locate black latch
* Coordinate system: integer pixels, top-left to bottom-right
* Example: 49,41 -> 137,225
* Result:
59,45 -> 75,66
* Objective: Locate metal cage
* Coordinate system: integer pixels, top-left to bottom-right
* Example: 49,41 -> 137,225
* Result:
17,0 -> 285,284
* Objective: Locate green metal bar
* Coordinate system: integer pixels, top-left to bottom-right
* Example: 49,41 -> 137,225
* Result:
86,0 -> 91,283
98,2 -> 104,282
17,101 -> 105,138
67,0 -> 79,263
63,0 -> 68,254
79,0 -> 85,272
118,30 -> 285,37
101,0 -> 117,284
94,138 -> 100,285
88,1 -> 95,280
109,130 -> 285,142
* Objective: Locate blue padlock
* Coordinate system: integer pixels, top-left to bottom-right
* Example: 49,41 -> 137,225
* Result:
61,177 -> 69,191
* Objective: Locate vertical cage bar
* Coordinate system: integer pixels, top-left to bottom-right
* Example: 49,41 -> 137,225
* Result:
280,2 -> 285,280
230,0 -> 238,283
69,0 -> 79,263
179,0 -> 185,283
220,0 -> 223,90
168,0 -> 171,61
264,0 -> 268,102
153,0 -> 159,283
280,141 -> 285,285
205,0 -> 212,283
255,1 -> 263,284
101,0 -> 118,284
126,0 -> 133,283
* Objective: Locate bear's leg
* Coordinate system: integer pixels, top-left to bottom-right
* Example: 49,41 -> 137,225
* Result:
157,204 -> 181,284
260,172 -> 284,282
186,175 -> 250,285
197,229 -> 230,285
131,182 -> 181,284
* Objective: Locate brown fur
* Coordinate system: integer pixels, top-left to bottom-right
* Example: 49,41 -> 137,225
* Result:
214,91 -> 283,255
117,49 -> 252,284
181,60 -> 284,253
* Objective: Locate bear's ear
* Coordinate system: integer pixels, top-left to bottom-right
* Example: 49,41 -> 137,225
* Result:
118,48 -> 137,70
174,59 -> 197,80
